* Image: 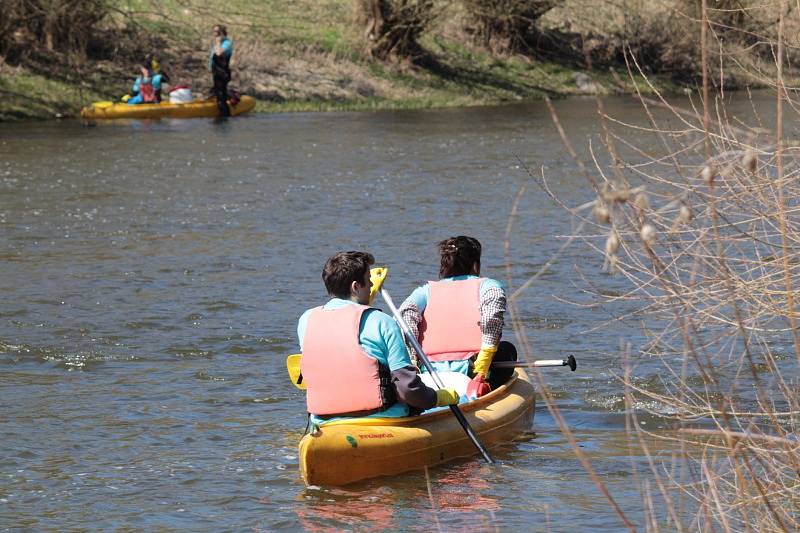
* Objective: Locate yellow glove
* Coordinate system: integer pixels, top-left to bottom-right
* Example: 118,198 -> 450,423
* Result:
472,345 -> 498,378
435,388 -> 460,406
121,94 -> 130,102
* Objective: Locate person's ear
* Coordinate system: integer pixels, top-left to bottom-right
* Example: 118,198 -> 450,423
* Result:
349,279 -> 360,296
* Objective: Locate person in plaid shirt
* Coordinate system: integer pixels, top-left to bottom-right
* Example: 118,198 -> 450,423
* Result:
399,236 -> 517,398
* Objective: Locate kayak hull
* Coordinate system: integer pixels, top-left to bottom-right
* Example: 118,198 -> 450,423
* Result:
298,368 -> 535,486
80,95 -> 256,120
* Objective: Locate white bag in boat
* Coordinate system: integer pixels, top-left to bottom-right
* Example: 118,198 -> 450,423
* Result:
169,88 -> 193,104
420,371 -> 472,399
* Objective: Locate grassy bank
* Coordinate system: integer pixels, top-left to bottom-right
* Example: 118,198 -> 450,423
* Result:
0,0 -> 785,121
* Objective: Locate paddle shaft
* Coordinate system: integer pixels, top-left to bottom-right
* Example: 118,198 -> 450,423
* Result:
380,289 -> 495,464
492,355 -> 577,371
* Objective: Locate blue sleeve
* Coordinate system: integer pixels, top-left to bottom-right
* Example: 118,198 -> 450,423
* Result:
360,310 -> 412,372
132,76 -> 141,93
480,277 -> 504,296
297,309 -> 312,351
221,39 -> 233,57
152,74 -> 163,90
403,284 -> 429,313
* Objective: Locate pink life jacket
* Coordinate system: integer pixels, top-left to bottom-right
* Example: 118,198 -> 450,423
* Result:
419,278 -> 484,361
301,304 -> 393,417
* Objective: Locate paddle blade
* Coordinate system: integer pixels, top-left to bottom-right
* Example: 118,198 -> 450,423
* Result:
368,266 -> 388,305
286,353 -> 306,389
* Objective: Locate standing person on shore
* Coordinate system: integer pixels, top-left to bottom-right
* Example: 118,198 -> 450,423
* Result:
208,24 -> 233,117
297,251 -> 459,424
399,236 -> 518,399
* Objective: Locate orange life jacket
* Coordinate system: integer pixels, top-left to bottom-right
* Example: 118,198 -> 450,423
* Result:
419,278 -> 484,362
301,304 -> 394,417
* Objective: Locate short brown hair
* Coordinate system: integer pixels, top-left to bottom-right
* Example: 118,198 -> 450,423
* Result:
322,251 -> 374,298
213,25 -> 227,36
438,236 -> 481,278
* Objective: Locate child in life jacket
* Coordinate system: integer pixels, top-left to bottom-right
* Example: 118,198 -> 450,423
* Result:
126,58 -> 165,105
399,236 -> 518,399
297,251 -> 459,423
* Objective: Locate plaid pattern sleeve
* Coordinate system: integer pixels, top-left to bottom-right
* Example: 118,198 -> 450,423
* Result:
480,286 -> 506,347
399,302 -> 422,368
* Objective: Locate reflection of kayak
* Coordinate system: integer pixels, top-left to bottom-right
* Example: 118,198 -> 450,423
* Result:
80,95 -> 256,120
299,368 -> 535,486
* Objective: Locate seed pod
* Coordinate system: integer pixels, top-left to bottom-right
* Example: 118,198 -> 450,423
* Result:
742,151 -> 757,173
593,203 -> 611,224
605,253 -> 618,274
677,204 -> 692,225
641,223 -> 657,246
614,189 -> 631,203
701,165 -> 715,185
605,230 -> 620,255
633,192 -> 651,211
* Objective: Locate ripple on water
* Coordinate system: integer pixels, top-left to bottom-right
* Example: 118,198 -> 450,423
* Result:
168,346 -> 213,359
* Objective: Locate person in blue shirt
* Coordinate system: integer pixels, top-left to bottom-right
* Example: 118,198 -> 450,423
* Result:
126,58 -> 164,104
208,24 -> 233,117
399,236 -> 518,398
297,251 -> 459,424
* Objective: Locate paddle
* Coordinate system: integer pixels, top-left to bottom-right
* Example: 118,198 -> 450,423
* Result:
492,355 -> 577,371
379,288 -> 495,464
287,353 -> 577,389
286,353 -> 305,389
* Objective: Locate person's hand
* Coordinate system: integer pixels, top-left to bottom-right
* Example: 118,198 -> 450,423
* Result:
467,374 -> 491,399
435,388 -> 460,406
472,345 -> 497,378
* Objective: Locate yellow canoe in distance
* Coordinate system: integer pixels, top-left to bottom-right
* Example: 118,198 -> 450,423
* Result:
298,368 -> 536,486
80,95 -> 256,120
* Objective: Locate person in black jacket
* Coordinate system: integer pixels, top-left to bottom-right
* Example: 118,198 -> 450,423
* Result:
208,25 -> 233,117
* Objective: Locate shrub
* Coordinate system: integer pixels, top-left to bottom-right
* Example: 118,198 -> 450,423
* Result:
461,0 -> 563,54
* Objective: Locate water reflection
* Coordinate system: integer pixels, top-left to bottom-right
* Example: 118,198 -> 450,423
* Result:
296,485 -> 398,531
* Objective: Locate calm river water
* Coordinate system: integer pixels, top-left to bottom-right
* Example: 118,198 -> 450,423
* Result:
0,94 -> 783,531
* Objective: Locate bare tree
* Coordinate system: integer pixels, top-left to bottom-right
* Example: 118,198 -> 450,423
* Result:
355,0 -> 438,60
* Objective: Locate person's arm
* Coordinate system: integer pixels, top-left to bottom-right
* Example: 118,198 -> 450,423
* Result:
398,285 -> 428,367
214,38 -> 232,57
390,365 -> 436,409
479,282 -> 506,348
297,309 -> 312,352
472,280 -> 506,378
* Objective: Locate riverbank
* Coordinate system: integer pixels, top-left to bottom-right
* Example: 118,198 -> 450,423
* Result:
0,0 -> 789,121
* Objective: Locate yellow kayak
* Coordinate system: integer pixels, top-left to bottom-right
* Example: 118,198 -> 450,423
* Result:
80,95 -> 256,120
298,368 -> 536,486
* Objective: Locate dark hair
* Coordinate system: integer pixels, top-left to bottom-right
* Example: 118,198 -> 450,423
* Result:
214,24 -> 227,36
438,236 -> 481,278
322,251 -> 374,298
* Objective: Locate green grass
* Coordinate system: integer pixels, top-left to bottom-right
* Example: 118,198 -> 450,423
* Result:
0,70 -> 107,121
1,0 -> 686,121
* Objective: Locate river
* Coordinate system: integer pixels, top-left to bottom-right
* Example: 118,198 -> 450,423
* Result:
0,93 -> 782,530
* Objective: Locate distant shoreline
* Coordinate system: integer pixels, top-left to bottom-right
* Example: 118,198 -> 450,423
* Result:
1,1 -> 790,123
